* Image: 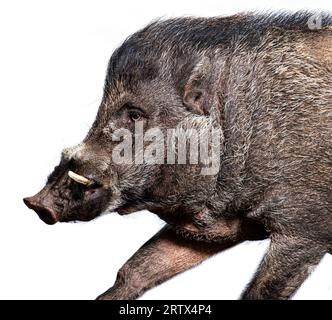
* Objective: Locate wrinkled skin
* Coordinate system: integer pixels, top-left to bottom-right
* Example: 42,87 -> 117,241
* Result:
24,12 -> 332,300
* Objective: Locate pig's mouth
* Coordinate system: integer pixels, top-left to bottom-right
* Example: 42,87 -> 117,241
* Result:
23,170 -> 112,225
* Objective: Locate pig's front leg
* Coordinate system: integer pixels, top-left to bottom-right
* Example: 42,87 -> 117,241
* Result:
96,224 -> 243,300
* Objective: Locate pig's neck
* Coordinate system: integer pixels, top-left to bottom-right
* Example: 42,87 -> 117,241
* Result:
207,52 -> 269,218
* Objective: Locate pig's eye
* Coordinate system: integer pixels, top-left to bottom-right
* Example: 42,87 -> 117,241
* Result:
128,110 -> 142,122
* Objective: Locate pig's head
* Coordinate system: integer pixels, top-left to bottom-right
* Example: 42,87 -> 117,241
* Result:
24,23 -> 226,224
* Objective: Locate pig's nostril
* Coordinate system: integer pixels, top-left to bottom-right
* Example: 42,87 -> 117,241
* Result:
23,197 -> 58,225
23,197 -> 35,209
23,197 -> 39,211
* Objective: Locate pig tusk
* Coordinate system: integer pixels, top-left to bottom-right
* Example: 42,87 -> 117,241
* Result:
68,170 -> 93,186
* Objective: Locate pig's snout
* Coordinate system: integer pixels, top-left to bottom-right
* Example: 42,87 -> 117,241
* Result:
23,196 -> 58,225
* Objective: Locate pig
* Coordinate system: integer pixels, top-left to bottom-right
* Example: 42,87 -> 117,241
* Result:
23,11 -> 332,300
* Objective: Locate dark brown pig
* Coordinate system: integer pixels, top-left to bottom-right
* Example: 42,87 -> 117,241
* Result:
24,11 -> 332,299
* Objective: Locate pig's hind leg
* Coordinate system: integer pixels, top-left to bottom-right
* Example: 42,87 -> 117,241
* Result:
96,224 -> 244,300
241,234 -> 326,300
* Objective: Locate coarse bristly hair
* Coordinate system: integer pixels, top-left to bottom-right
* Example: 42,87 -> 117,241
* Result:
105,11 -> 332,88
25,10 -> 332,301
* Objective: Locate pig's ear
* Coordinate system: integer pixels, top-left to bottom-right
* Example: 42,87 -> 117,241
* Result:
183,57 -> 223,117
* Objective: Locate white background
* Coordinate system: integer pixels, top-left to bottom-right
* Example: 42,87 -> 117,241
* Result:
0,0 -> 331,300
